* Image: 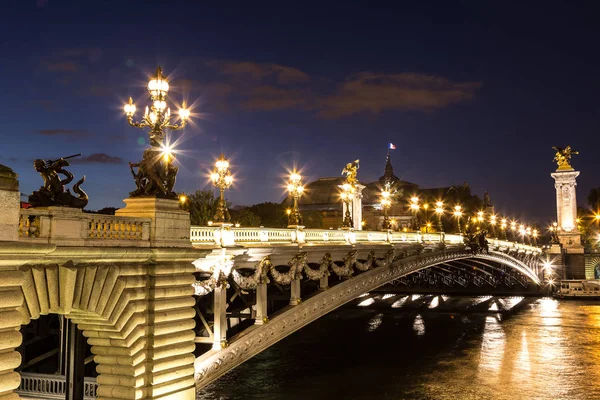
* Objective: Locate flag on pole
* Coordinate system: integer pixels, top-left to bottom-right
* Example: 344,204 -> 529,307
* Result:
389,143 -> 396,150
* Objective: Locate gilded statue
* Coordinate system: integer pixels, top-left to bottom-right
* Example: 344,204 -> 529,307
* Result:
28,154 -> 88,208
552,145 -> 578,171
129,148 -> 178,198
342,159 -> 360,185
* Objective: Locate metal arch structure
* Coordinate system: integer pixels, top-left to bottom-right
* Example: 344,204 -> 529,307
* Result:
194,248 -> 541,389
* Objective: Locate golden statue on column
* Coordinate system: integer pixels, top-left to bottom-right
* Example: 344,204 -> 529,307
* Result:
552,145 -> 578,171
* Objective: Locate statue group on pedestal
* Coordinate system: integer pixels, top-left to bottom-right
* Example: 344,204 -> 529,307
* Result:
29,154 -> 88,209
129,148 -> 178,199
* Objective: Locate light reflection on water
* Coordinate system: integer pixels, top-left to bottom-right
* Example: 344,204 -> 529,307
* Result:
197,298 -> 600,400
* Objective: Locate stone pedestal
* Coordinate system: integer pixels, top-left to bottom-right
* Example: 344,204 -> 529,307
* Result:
340,184 -> 365,230
116,197 -> 191,247
551,169 -> 584,254
0,165 -> 19,241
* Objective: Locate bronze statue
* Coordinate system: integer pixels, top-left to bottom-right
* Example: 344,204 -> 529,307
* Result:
129,148 -> 178,198
342,159 -> 360,185
552,145 -> 578,170
28,154 -> 88,208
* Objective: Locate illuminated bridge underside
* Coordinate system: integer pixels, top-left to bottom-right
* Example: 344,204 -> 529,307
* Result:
194,249 -> 539,388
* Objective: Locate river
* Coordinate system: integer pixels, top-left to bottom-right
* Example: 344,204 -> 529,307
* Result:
197,298 -> 600,400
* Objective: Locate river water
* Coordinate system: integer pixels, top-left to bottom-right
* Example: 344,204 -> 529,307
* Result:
197,298 -> 600,400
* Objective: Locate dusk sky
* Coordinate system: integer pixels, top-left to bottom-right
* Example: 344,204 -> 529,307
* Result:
2,1 -> 599,224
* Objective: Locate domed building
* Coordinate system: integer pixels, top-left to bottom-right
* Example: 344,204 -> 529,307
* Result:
292,155 -> 483,231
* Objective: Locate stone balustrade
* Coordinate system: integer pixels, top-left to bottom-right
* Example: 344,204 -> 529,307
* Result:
18,208 -> 151,247
189,226 -> 542,254
16,372 -> 97,399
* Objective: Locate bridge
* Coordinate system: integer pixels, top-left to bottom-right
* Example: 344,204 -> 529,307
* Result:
0,200 -> 543,399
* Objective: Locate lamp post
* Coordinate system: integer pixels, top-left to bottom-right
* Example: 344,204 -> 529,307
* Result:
423,203 -> 430,233
123,66 -> 191,198
490,215 -> 497,237
435,201 -> 444,232
532,229 -> 539,246
287,171 -> 304,228
410,196 -> 420,231
510,221 -> 517,241
500,218 -> 507,240
210,154 -> 233,225
341,183 -> 355,228
453,205 -> 463,234
381,183 -> 392,230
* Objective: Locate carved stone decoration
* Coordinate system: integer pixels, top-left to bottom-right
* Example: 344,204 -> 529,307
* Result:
232,256 -> 272,290
270,253 -> 307,285
193,256 -> 234,296
354,251 -> 376,271
28,155 -> 88,208
303,253 -> 332,280
376,248 -> 396,268
194,249 -> 540,389
331,250 -> 357,277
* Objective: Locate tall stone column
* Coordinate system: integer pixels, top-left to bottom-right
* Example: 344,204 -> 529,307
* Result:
551,169 -> 584,254
352,184 -> 365,230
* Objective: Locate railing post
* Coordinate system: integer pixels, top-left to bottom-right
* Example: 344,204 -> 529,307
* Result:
212,286 -> 228,350
289,279 -> 301,305
319,275 -> 329,290
254,282 -> 268,325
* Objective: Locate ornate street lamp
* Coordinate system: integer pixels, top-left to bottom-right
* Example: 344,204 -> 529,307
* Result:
380,183 -> 392,230
434,201 -> 444,232
500,218 -> 508,240
287,171 -> 304,228
341,183 -> 355,228
123,66 -> 191,198
489,214 -> 497,237
453,205 -> 463,234
210,154 -> 233,225
410,196 -> 420,231
423,203 -> 430,233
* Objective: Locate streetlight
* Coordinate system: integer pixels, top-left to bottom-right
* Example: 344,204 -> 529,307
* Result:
381,183 -> 392,230
410,196 -> 420,231
500,218 -> 507,240
423,203 -> 430,233
123,66 -> 191,197
435,201 -> 444,232
340,183 -> 355,228
287,170 -> 304,228
453,205 -> 463,234
490,215 -> 497,237
210,154 -> 234,225
532,228 -> 539,246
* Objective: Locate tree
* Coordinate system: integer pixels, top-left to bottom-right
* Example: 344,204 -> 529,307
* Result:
230,208 -> 261,227
588,188 -> 600,211
180,190 -> 219,226
302,210 -> 324,229
248,202 -> 288,228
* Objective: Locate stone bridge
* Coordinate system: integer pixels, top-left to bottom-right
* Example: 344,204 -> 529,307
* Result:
188,226 -> 542,390
0,206 -> 542,399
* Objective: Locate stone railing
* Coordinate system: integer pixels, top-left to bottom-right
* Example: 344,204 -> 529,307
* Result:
189,226 -> 543,254
16,372 -> 97,399
18,207 -> 150,247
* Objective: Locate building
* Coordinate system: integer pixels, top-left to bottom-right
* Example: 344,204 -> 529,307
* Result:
296,156 -> 483,231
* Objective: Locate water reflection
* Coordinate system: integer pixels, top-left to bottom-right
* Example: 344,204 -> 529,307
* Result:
413,314 -> 425,336
198,299 -> 600,400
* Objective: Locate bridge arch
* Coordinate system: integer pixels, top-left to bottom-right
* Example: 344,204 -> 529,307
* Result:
0,261 -> 197,400
194,248 -> 541,388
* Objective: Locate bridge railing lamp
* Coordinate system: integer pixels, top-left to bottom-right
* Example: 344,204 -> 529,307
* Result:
211,154 -> 233,225
380,185 -> 392,230
287,171 -> 304,228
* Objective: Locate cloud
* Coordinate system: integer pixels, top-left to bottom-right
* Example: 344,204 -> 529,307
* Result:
209,60 -> 310,84
71,153 -> 123,164
204,60 -> 481,119
44,61 -> 79,73
38,129 -> 90,137
317,72 -> 482,119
